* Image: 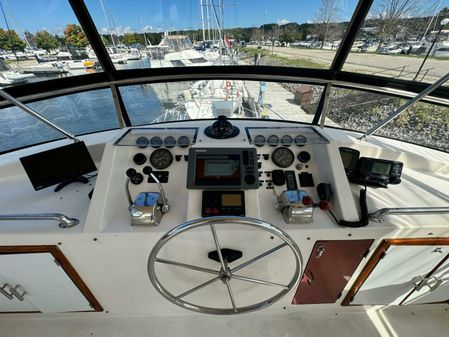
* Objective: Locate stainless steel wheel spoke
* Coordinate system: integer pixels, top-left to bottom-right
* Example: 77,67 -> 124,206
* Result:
155,258 -> 220,275
231,242 -> 288,273
176,276 -> 220,299
232,274 -> 289,289
210,224 -> 228,271
224,279 -> 237,312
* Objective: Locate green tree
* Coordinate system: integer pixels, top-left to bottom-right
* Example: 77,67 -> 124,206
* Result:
0,29 -> 26,51
35,31 -> 59,52
121,33 -> 144,46
64,24 -> 88,47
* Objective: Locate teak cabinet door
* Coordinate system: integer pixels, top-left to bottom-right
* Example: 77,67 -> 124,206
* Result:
292,240 -> 373,304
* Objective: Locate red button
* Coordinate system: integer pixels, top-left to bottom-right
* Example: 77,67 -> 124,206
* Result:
302,196 -> 313,206
319,200 -> 331,211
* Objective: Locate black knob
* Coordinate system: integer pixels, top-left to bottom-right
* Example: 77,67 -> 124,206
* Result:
130,173 -> 144,185
143,166 -> 153,175
298,151 -> 311,163
126,168 -> 136,177
244,174 -> 256,185
133,153 -> 147,165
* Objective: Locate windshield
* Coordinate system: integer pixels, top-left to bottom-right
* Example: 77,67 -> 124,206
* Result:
0,1 -> 449,155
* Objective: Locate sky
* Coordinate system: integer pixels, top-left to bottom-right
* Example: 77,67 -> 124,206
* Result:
0,0 -> 448,36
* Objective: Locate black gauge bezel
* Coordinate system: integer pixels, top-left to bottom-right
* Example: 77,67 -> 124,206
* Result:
254,135 -> 266,147
164,136 -> 176,148
136,136 -> 150,148
178,135 -> 190,148
294,135 -> 307,147
150,136 -> 163,148
267,135 -> 280,147
281,135 -> 293,147
150,149 -> 173,169
271,147 -> 295,168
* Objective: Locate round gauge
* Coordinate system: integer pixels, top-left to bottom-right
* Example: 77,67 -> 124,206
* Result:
164,136 -> 176,148
281,135 -> 293,147
294,135 -> 307,147
178,136 -> 190,148
271,147 -> 295,168
298,151 -> 311,163
254,135 -> 266,147
150,149 -> 173,169
133,153 -> 147,165
267,135 -> 280,147
136,136 -> 149,148
150,136 -> 163,148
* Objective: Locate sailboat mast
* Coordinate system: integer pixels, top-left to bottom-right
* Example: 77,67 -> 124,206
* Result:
99,0 -> 115,46
206,0 -> 211,41
200,0 -> 206,42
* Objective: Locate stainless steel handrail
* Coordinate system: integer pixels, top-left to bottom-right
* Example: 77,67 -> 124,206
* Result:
0,213 -> 79,228
369,207 -> 449,222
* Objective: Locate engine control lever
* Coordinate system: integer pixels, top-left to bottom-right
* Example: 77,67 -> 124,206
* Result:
125,167 -> 170,226
145,167 -> 169,214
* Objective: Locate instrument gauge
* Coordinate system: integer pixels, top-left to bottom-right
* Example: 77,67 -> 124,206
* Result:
178,136 -> 190,148
164,136 -> 176,148
150,136 -> 163,148
271,147 -> 294,168
281,135 -> 293,147
267,135 -> 280,147
150,149 -> 173,170
136,136 -> 149,148
253,135 -> 266,147
294,135 -> 307,147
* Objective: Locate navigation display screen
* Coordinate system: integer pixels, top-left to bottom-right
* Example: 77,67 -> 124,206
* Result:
195,154 -> 241,185
20,142 -> 97,191
371,162 -> 392,175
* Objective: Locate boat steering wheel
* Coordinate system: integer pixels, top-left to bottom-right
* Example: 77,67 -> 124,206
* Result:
147,216 -> 303,315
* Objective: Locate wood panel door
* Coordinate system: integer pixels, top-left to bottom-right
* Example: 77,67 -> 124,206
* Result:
292,240 -> 373,304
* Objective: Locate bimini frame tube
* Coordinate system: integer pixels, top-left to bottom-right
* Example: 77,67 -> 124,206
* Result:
361,71 -> 449,139
0,88 -> 80,142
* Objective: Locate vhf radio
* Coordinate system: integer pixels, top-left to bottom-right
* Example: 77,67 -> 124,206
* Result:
339,147 -> 403,188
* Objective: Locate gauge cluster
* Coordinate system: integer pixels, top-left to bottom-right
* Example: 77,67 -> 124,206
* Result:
121,128 -> 198,186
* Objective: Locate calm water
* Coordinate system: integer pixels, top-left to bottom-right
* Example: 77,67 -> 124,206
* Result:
0,60 -> 177,153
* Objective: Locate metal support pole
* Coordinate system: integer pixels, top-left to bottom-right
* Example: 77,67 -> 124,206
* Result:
362,71 -> 449,138
413,25 -> 443,81
369,207 -> 449,222
0,89 -> 79,142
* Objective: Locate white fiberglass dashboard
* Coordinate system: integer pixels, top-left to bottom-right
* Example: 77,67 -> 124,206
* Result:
86,119 -> 359,233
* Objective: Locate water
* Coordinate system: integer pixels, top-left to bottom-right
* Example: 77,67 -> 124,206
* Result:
0,60 -> 176,153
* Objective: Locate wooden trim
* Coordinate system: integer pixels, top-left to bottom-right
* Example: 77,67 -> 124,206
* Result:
0,245 -> 103,312
341,240 -> 390,305
342,238 -> 449,306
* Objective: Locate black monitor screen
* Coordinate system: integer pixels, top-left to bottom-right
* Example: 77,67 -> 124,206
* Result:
20,142 -> 97,191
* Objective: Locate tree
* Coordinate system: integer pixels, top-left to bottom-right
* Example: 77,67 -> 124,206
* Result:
64,24 -> 88,47
35,31 -> 59,52
121,33 -> 144,46
0,29 -> 26,51
314,0 -> 340,48
374,0 -> 422,50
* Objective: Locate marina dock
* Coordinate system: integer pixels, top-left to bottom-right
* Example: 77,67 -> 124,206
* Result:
243,80 -> 339,126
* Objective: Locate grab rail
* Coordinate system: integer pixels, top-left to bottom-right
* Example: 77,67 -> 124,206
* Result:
0,213 -> 79,228
369,207 -> 449,222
